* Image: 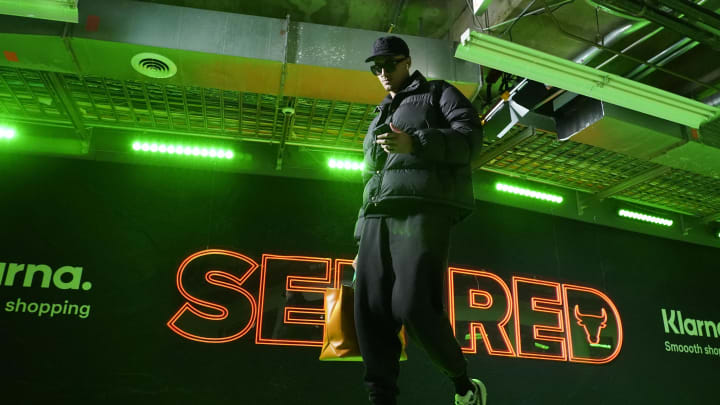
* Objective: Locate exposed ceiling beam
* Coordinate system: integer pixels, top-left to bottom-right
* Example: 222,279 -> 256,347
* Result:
45,71 -> 90,149
473,126 -> 536,169
584,165 -> 672,206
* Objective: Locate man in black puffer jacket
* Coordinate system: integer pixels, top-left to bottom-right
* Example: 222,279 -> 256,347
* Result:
352,36 -> 487,405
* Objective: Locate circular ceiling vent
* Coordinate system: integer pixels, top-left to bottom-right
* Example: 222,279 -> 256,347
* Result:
131,52 -> 177,79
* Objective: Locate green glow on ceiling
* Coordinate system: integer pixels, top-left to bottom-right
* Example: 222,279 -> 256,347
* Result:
495,182 -> 564,204
328,158 -> 364,171
618,209 -> 673,227
0,0 -> 79,23
0,127 -> 16,139
132,141 -> 234,160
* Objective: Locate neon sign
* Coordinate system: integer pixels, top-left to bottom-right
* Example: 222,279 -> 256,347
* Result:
168,250 -> 623,364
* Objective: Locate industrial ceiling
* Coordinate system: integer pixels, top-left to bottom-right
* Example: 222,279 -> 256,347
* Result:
1,0 -> 720,248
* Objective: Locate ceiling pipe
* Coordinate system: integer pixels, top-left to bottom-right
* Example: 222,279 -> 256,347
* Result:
388,0 -> 408,32
483,0 -> 574,32
594,25 -> 662,69
626,37 -> 696,80
529,0 -> 720,112
572,22 -> 642,64
578,0 -> 720,105
703,92 -> 720,107
593,0 -> 720,51
488,0 -> 720,127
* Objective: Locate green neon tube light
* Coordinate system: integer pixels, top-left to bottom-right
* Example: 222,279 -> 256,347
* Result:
618,209 -> 673,227
132,141 -> 234,159
464,333 -> 483,341
534,342 -> 550,350
0,127 -> 16,139
590,343 -> 612,349
455,30 -> 719,128
495,182 -> 563,204
328,158 -> 364,171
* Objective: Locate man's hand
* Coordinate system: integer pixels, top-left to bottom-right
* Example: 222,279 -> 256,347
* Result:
376,123 -> 413,154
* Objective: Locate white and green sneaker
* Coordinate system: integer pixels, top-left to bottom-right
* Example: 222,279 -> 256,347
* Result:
454,379 -> 487,405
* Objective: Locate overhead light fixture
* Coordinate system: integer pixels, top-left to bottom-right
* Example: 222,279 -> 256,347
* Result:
0,126 -> 16,139
455,30 -> 720,129
618,209 -> 673,227
495,182 -> 564,204
131,141 -> 235,160
328,158 -> 364,172
472,0 -> 493,16
0,0 -> 79,23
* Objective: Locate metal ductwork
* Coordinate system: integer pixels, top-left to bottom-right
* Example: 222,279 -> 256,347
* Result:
0,0 -> 481,105
457,31 -> 720,180
556,96 -> 720,179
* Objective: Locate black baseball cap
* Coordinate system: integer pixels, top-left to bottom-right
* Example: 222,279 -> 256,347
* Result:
365,36 -> 410,62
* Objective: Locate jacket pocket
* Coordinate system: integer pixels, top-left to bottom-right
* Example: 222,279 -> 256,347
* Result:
379,168 -> 453,200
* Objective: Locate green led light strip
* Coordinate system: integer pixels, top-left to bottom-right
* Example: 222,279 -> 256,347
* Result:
534,342 -> 550,350
132,142 -> 234,159
618,209 -> 673,227
0,127 -> 16,139
328,158 -> 364,171
455,30 -> 720,128
495,182 -> 564,204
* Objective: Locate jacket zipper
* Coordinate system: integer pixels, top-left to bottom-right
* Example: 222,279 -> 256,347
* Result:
372,107 -> 394,207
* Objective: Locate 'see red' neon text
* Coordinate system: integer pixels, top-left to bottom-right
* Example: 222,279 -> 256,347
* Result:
167,250 -> 623,364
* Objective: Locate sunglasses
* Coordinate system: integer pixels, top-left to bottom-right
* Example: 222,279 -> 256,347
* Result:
370,57 -> 408,76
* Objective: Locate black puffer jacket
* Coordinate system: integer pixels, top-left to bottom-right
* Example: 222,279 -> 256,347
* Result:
354,71 -> 483,242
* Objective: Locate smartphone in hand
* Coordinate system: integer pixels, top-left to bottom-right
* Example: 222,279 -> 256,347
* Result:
373,123 -> 392,136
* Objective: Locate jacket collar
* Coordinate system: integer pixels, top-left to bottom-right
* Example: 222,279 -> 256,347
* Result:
374,70 -> 426,112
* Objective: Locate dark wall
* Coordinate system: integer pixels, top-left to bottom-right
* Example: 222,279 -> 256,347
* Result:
1,154 -> 718,404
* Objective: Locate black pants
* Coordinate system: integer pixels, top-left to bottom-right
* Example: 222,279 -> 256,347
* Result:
354,213 -> 468,405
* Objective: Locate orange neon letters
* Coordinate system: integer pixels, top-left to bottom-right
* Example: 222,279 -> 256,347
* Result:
513,277 -> 567,361
255,254 -> 334,347
447,268 -> 515,357
169,250 -> 623,364
167,249 -> 259,343
563,284 -> 623,364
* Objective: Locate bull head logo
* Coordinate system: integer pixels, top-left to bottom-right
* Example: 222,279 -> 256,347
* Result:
574,305 -> 607,345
